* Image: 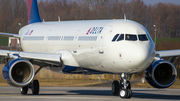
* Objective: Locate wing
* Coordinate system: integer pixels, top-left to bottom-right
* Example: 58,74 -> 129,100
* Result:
0,32 -> 20,38
0,50 -> 62,67
156,49 -> 180,63
156,49 -> 180,57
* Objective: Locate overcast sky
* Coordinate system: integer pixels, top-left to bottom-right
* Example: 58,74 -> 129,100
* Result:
142,0 -> 180,5
38,0 -> 180,5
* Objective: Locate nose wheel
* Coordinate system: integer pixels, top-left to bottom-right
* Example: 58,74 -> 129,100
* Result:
119,89 -> 127,98
119,88 -> 132,98
111,73 -> 132,98
112,80 -> 119,95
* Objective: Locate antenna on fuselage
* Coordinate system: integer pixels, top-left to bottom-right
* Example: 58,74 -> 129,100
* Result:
153,25 -> 157,50
124,14 -> 127,21
58,16 -> 60,22
18,23 -> 22,49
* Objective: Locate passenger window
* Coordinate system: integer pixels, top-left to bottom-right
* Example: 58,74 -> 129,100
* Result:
112,34 -> 119,42
138,34 -> 148,41
117,34 -> 124,41
126,34 -> 137,41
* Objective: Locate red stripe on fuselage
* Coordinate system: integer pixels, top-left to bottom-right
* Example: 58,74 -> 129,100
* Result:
26,0 -> 33,24
86,27 -> 92,35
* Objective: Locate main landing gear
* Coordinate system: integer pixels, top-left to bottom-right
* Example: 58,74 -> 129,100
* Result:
20,80 -> 39,95
20,66 -> 43,95
112,73 -> 132,98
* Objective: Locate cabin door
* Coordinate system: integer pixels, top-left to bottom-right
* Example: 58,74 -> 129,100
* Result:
99,25 -> 113,54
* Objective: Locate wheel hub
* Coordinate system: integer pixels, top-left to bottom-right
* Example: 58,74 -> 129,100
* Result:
120,90 -> 125,97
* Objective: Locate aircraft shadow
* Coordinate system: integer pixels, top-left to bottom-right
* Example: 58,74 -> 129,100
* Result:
27,89 -> 180,100
132,92 -> 180,100
67,89 -> 180,100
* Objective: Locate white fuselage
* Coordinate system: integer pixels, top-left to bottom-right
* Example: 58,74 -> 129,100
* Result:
19,19 -> 155,74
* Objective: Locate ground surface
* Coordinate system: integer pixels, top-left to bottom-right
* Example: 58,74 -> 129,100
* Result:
0,87 -> 180,101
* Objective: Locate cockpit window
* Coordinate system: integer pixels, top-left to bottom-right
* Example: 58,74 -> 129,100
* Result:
138,34 -> 148,41
126,34 -> 137,41
112,34 -> 119,42
117,34 -> 124,41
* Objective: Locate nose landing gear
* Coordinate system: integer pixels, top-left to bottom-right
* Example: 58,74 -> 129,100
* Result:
112,73 -> 132,98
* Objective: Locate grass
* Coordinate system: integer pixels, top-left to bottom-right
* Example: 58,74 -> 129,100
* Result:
38,79 -> 107,87
0,36 -> 8,46
1,79 -> 180,89
132,80 -> 180,89
152,38 -> 180,44
0,79 -> 107,87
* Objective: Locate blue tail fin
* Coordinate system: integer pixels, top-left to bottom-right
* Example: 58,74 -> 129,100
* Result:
26,0 -> 42,24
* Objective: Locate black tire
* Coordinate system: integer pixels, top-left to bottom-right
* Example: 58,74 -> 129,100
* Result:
127,81 -> 131,90
119,89 -> 128,98
127,89 -> 132,98
20,86 -> 28,95
112,80 -> 119,95
32,80 -> 39,95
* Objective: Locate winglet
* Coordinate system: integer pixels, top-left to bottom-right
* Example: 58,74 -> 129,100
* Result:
26,0 -> 42,24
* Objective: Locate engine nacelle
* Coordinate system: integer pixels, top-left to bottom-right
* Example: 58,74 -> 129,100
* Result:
2,58 -> 34,87
145,60 -> 177,88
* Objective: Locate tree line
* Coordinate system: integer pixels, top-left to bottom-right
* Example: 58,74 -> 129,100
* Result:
0,0 -> 179,38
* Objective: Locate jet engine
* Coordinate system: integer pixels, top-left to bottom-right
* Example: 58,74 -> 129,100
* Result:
145,60 -> 177,88
2,58 -> 34,87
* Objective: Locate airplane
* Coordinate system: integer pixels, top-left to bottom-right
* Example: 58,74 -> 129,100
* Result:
0,0 -> 179,99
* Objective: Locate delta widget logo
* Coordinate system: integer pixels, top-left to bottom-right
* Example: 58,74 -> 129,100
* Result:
86,27 -> 104,35
25,29 -> 34,36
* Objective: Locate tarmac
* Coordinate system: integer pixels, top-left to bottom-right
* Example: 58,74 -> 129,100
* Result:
0,87 -> 180,101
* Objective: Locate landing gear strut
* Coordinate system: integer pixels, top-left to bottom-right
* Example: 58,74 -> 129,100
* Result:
112,73 -> 132,98
20,66 -> 43,95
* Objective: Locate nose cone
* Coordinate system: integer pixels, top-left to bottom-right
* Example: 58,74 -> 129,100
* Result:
132,48 -> 151,67
124,42 -> 155,71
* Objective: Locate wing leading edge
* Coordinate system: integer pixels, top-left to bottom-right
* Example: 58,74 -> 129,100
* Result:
156,49 -> 180,57
0,32 -> 20,38
0,50 -> 62,67
156,49 -> 180,63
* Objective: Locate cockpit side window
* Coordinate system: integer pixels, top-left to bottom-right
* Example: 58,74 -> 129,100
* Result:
112,34 -> 119,42
117,34 -> 124,41
126,34 -> 137,41
138,34 -> 148,41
